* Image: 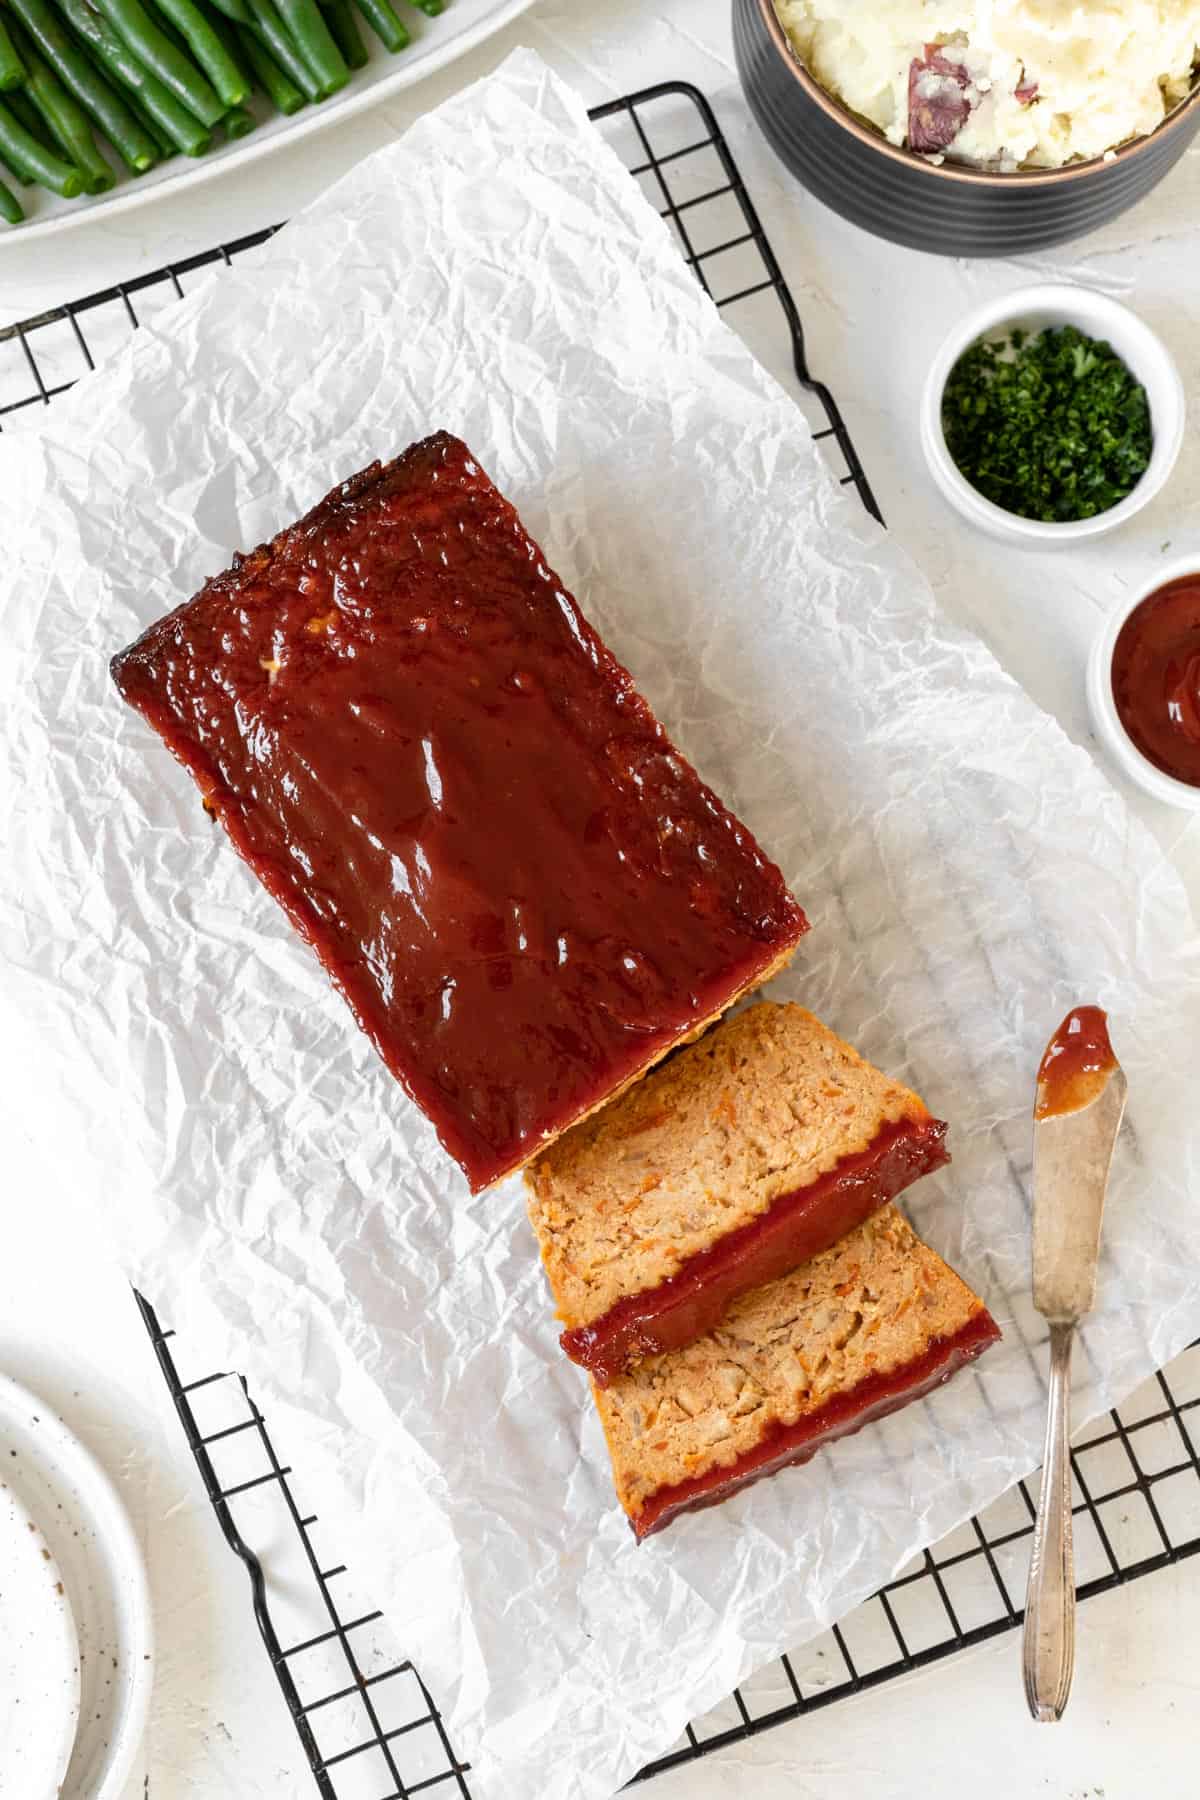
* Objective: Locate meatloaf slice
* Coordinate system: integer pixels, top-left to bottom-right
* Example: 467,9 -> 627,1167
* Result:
595,1204 -> 999,1539
526,1003 -> 948,1382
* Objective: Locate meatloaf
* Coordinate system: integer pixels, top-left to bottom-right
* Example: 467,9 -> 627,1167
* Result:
110,433 -> 809,1191
527,1003 -> 949,1382
594,1204 -> 1000,1539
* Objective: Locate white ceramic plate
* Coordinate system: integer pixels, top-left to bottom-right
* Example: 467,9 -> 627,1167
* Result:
0,1375 -> 153,1799
2,0 -> 535,244
0,1478 -> 81,1799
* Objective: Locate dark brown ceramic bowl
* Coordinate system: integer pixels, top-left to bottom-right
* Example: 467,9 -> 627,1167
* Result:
733,0 -> 1200,256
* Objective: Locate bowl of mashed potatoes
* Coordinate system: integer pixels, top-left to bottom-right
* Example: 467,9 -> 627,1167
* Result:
733,0 -> 1200,255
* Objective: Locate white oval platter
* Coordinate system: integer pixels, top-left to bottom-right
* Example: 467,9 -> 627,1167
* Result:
0,0 -> 535,243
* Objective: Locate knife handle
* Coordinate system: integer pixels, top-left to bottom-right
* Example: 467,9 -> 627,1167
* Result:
1023,1320 -> 1076,1722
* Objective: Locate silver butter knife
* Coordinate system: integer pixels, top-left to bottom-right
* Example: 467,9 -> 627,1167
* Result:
1023,1004 -> 1127,1722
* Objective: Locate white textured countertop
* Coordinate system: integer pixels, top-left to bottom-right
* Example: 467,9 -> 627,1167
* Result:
2,4 -> 1198,1796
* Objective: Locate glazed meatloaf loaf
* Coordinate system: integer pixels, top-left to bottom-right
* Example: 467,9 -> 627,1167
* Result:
111,433 -> 809,1192
595,1204 -> 1000,1539
526,1003 -> 949,1383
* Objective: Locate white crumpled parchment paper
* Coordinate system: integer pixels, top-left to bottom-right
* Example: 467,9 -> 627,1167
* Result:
2,50 -> 1200,1800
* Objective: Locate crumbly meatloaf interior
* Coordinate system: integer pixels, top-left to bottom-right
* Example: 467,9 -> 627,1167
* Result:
595,1205 -> 988,1522
511,944 -> 802,1187
527,1003 -> 939,1328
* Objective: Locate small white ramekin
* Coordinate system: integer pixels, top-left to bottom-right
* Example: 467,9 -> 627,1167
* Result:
1087,556 -> 1200,812
920,284 -> 1186,547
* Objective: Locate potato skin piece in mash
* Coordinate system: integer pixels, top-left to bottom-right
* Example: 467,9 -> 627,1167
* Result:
775,1 -> 1200,170
908,45 -> 973,153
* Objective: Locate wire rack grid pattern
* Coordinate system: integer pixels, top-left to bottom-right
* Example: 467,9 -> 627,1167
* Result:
5,80 -> 1200,1800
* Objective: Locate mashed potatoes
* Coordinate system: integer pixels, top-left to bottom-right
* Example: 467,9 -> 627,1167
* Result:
774,1 -> 1200,168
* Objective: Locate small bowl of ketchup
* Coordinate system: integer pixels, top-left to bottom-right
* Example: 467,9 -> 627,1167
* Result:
1088,558 -> 1200,811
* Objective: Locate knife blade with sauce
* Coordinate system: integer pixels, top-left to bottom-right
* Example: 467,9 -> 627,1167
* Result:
1023,1004 -> 1128,1722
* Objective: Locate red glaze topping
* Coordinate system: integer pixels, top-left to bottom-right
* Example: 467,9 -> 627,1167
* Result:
111,434 -> 808,1192
909,45 -> 973,152
1035,1006 -> 1116,1121
630,1306 -> 1000,1540
1112,574 -> 1200,788
565,1114 -> 950,1385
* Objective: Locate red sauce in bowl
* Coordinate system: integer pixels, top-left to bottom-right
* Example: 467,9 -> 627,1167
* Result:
1111,573 -> 1200,787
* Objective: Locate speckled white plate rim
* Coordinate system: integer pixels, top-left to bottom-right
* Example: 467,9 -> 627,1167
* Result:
0,1373 -> 153,1800
0,0 -> 536,246
0,1477 -> 81,1799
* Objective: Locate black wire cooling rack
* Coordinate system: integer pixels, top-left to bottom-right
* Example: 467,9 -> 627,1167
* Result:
6,79 -> 1200,1798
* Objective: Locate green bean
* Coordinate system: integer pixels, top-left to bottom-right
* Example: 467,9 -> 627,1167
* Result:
149,0 -> 250,106
7,83 -> 48,138
13,37 -> 102,186
5,86 -> 74,180
244,0 -> 319,98
0,129 -> 29,179
9,22 -> 115,190
123,85 -> 173,155
0,16 -> 25,88
221,99 -> 251,133
402,0 -> 440,13
90,0 -> 225,124
5,0 -> 157,170
33,98 -> 113,188
150,9 -> 200,56
197,2 -> 239,59
273,0 -> 346,93
0,96 -> 82,192
55,0 -> 211,154
234,22 -> 301,109
203,0 -> 253,22
198,0 -> 261,94
350,0 -> 405,51
321,0 -> 364,67
0,170 -> 23,218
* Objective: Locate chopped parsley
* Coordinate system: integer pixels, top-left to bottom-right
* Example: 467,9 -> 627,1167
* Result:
941,324 -> 1153,522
